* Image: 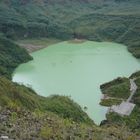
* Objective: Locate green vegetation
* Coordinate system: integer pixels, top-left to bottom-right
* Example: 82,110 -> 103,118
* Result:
0,77 -> 93,124
0,37 -> 32,78
0,36 -> 139,139
39,124 -> 56,139
0,0 -> 140,57
0,35 -> 93,130
0,0 -> 140,139
130,70 -> 140,79
132,78 -> 140,106
100,77 -> 130,107
100,98 -> 122,107
1,107 -> 138,140
106,107 -> 140,133
100,73 -> 140,134
100,77 -> 130,99
42,95 -> 93,124
128,45 -> 140,58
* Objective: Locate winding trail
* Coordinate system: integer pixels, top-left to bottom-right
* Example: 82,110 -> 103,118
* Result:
127,78 -> 137,102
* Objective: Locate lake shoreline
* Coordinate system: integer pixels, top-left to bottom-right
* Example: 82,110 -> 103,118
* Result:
13,40 -> 140,124
18,38 -> 87,53
16,38 -> 62,53
18,43 -> 47,53
16,38 -> 140,60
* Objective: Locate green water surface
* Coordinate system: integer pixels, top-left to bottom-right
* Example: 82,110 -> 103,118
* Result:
13,41 -> 140,124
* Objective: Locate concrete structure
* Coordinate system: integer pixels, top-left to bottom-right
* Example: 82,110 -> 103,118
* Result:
108,78 -> 137,116
109,101 -> 135,116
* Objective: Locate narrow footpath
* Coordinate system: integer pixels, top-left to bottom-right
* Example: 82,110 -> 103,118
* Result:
127,78 -> 137,102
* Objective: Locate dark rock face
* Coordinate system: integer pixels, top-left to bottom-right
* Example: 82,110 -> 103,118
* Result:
100,120 -> 109,126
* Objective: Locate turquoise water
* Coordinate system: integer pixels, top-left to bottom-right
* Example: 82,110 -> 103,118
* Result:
13,41 -> 140,124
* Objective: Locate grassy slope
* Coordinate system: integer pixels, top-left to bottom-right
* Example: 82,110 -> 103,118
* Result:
0,77 -> 93,125
100,77 -> 130,99
99,77 -> 130,107
100,72 -> 140,134
0,37 -> 32,78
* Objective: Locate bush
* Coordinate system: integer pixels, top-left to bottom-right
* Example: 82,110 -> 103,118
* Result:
100,77 -> 130,99
0,37 -> 32,78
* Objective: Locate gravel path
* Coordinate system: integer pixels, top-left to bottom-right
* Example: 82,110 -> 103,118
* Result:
127,78 -> 137,102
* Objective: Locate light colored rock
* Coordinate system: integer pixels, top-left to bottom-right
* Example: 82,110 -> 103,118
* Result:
109,101 -> 135,116
108,78 -> 137,116
0,135 -> 9,139
127,79 -> 137,102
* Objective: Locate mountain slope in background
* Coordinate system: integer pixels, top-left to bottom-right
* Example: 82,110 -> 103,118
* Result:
0,0 -> 140,47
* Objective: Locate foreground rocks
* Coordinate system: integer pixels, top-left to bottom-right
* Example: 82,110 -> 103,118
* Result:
0,107 -> 139,140
0,107 -> 95,140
